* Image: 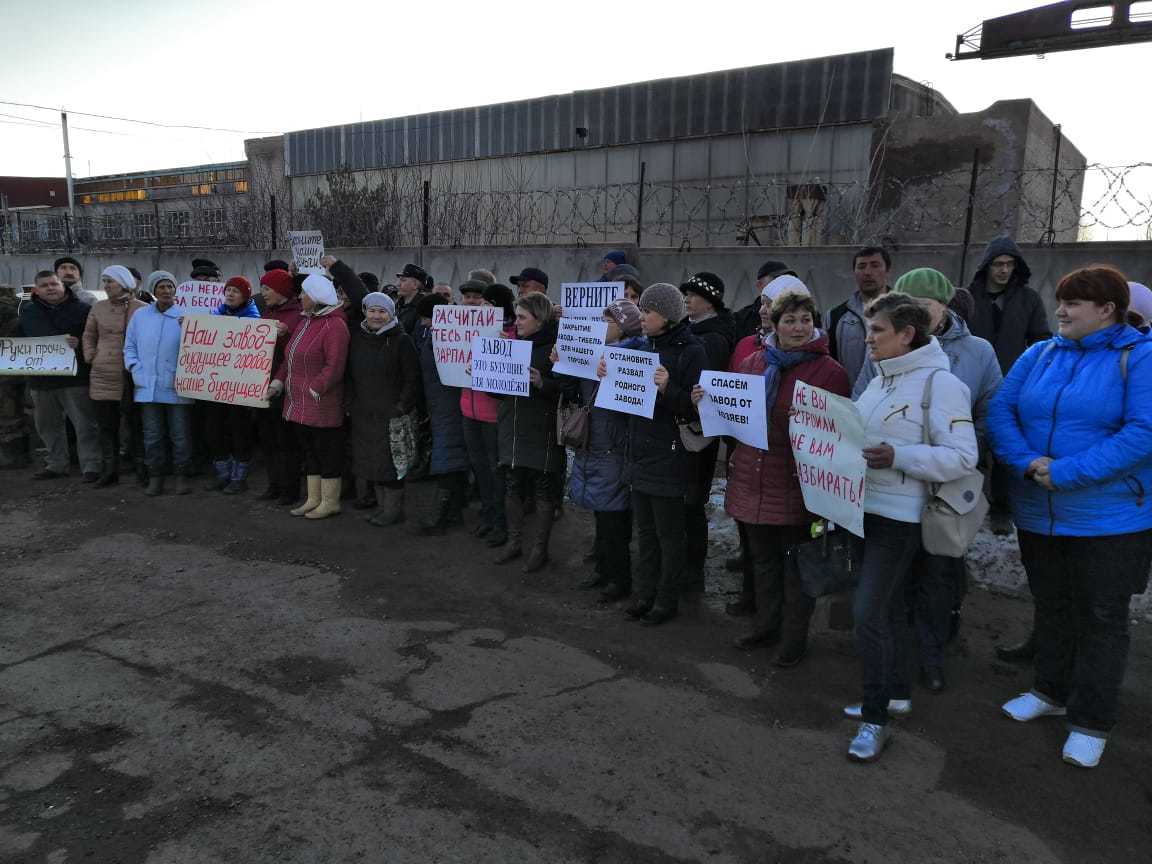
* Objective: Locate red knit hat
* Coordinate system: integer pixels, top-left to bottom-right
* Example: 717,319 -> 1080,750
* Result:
225,275 -> 252,302
259,269 -> 295,300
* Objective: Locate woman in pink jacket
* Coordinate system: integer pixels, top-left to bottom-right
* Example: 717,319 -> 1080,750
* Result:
268,273 -> 350,520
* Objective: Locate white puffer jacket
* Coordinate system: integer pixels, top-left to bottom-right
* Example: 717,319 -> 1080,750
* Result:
855,338 -> 979,523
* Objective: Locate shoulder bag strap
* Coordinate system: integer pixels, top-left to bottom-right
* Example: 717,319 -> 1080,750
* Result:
920,369 -> 944,494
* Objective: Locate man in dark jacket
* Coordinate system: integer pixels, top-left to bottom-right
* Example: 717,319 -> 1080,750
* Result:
16,270 -> 101,480
395,264 -> 430,335
625,282 -> 707,625
679,272 -> 737,593
732,260 -> 796,340
967,237 -> 1051,539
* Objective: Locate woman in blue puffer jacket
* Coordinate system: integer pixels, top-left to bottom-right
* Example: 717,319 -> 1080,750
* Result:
563,299 -> 646,602
988,265 -> 1152,770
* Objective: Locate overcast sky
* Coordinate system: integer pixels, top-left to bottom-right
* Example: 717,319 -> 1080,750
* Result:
2,0 -> 1148,235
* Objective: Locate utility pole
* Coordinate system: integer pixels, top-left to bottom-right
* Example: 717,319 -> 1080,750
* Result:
61,111 -> 76,226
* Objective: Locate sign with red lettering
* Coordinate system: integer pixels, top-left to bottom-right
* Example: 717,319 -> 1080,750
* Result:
788,382 -> 867,538
174,280 -> 227,315
431,305 -> 501,387
174,316 -> 277,408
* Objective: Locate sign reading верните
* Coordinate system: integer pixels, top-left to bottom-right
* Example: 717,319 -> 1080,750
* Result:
560,282 -> 625,319
288,231 -> 325,274
788,381 -> 867,538
698,371 -> 768,450
470,336 -> 532,397
174,280 -> 227,315
553,318 -> 608,380
0,336 -> 76,376
174,316 -> 277,408
594,346 -> 657,418
431,305 -> 502,388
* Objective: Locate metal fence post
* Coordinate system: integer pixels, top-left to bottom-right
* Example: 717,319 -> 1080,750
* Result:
958,148 -> 980,287
635,160 -> 646,249
422,179 -> 430,247
270,193 -> 278,251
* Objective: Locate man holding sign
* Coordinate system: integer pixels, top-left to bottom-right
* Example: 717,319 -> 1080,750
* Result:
701,289 -> 849,667
16,270 -> 101,481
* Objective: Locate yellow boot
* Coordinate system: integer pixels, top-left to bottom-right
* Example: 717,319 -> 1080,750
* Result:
290,475 -> 322,517
305,477 -> 343,519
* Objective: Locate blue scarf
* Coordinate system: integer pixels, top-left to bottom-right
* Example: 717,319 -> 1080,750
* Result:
761,331 -> 823,408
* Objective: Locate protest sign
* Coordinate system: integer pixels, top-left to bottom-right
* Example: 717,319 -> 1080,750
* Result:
431,305 -> 501,388
174,316 -> 277,408
0,336 -> 76,376
288,230 -> 325,274
470,336 -> 532,397
788,382 -> 867,538
174,280 -> 227,315
594,346 -> 657,418
553,318 -> 608,380
560,282 -> 625,319
697,371 -> 768,450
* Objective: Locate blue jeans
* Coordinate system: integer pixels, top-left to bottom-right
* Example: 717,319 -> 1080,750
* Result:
855,514 -> 922,725
140,403 -> 191,474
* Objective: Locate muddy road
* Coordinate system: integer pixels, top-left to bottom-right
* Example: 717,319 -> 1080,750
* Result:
0,472 -> 1149,863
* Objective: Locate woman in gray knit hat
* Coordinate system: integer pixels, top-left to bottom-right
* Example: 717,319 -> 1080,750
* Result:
600,283 -> 707,625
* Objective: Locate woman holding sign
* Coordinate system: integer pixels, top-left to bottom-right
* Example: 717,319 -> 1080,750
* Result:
267,273 -> 350,519
847,294 -> 978,763
83,265 -> 147,486
704,290 -> 849,666
495,292 -> 567,572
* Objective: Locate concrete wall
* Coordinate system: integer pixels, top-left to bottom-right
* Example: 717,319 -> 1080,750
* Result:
5,240 -> 1151,319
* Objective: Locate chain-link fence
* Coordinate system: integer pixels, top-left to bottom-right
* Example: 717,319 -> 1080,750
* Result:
4,162 -> 1151,255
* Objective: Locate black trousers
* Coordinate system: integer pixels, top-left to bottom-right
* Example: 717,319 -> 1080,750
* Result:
632,489 -> 686,609
206,402 -> 254,462
594,509 -> 633,586
745,523 -> 813,643
293,423 -> 345,479
463,417 -> 504,530
94,395 -> 140,467
505,466 -> 561,506
1019,529 -> 1152,736
683,441 -> 721,584
906,550 -> 961,670
256,398 -> 300,493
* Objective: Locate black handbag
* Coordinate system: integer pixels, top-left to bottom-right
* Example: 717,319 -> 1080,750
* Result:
790,520 -> 863,599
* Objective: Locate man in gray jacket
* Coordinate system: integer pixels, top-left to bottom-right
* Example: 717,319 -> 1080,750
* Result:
826,246 -> 890,386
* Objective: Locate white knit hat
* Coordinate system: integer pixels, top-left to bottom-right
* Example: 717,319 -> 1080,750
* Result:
302,273 -> 338,306
761,274 -> 811,303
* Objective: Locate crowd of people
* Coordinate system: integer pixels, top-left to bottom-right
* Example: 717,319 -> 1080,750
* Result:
2,240 -> 1150,770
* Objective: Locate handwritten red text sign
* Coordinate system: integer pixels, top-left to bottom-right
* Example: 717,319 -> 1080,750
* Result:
175,316 -> 277,408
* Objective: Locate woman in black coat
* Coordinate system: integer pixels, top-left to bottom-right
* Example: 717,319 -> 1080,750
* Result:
345,292 -> 421,526
495,292 -> 567,573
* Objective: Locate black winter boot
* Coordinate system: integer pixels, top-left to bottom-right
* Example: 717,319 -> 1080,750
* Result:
522,495 -> 555,574
494,494 -> 525,563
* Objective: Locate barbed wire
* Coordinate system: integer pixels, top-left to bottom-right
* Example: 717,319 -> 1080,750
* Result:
5,162 -> 1152,256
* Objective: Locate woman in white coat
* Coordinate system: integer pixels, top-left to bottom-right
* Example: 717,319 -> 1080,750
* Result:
844,293 -> 979,762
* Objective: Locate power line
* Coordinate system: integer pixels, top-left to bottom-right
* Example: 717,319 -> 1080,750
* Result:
0,98 -> 276,135
0,110 -> 130,136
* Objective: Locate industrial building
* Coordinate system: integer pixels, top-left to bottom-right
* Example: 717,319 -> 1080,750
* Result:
1,48 -> 1085,254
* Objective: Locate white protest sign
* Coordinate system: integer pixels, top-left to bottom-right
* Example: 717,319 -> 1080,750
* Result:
698,371 -> 768,450
288,230 -> 325,274
788,382 -> 867,538
470,336 -> 532,397
594,346 -> 658,418
431,305 -> 502,388
0,336 -> 76,376
553,318 -> 608,380
560,282 -> 625,319
174,316 -> 277,408
174,280 -> 227,316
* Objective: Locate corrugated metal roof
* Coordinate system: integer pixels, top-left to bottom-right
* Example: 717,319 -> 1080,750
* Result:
285,49 -> 893,177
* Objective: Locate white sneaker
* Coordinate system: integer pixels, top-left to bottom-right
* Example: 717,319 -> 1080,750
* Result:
847,722 -> 891,762
1063,732 -> 1106,768
1002,692 -> 1067,722
843,699 -> 912,720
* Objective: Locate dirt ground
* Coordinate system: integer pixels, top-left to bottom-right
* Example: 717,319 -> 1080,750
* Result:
1,467 -> 1150,864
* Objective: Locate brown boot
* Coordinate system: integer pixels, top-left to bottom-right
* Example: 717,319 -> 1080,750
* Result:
521,494 -> 555,573
494,493 -> 524,564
